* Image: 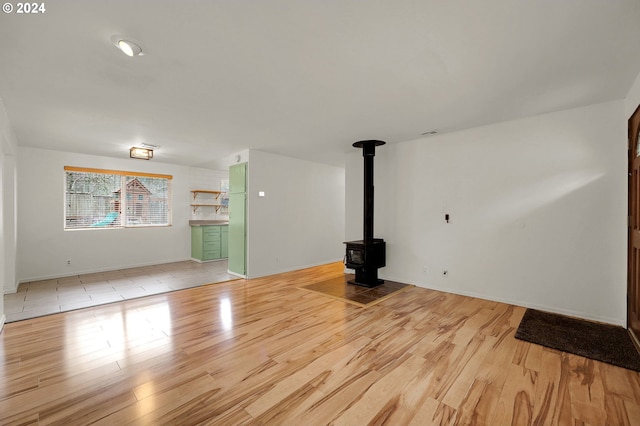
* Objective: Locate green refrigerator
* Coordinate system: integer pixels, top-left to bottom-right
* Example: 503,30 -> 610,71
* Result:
228,163 -> 247,276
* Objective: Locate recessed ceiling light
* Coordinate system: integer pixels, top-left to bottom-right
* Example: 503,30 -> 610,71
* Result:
113,38 -> 143,57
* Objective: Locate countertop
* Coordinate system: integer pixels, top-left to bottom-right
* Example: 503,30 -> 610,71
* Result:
189,220 -> 229,226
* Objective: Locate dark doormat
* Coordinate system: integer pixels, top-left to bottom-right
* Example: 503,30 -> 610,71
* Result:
298,275 -> 413,307
515,309 -> 640,372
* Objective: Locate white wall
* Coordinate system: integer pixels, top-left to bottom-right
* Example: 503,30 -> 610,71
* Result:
247,150 -> 345,278
2,156 -> 17,294
0,97 -> 18,331
17,147 -> 194,282
189,167 -> 229,221
626,70 -> 640,118
347,100 -> 627,325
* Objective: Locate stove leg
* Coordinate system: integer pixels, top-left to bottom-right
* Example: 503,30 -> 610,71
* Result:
350,267 -> 384,288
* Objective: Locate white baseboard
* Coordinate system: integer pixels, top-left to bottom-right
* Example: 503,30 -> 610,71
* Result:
191,257 -> 227,264
18,257 -> 193,285
246,258 -> 343,280
228,270 -> 247,279
0,314 -> 5,334
381,273 -> 625,327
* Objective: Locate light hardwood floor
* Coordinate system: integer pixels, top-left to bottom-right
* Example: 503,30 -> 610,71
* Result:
1,261 -> 639,425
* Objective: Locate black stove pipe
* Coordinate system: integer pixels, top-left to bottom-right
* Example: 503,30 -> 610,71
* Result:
354,140 -> 384,244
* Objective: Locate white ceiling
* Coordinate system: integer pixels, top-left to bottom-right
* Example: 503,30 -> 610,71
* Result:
1,0 -> 639,167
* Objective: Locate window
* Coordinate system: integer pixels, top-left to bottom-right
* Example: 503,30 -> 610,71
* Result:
64,166 -> 172,229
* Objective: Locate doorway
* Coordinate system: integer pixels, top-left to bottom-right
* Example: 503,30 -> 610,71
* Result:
628,103 -> 640,347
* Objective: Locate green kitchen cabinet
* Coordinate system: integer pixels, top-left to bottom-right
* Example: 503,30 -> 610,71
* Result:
191,224 -> 228,261
221,225 -> 229,258
229,162 -> 247,193
228,162 -> 247,276
228,193 -> 246,274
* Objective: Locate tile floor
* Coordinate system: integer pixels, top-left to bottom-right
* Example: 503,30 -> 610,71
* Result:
299,274 -> 413,307
4,259 -> 239,323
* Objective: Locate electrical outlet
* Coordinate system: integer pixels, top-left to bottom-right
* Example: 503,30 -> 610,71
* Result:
66,259 -> 71,265
422,266 -> 428,273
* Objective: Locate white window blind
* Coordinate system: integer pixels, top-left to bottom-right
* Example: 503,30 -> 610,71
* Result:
64,166 -> 172,230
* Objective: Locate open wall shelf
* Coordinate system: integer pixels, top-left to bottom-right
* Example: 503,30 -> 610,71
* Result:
191,204 -> 225,213
191,190 -> 228,213
191,189 -> 225,199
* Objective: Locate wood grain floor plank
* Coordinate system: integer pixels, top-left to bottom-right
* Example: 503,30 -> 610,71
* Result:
0,370 -> 39,402
408,397 -> 457,426
94,373 -> 220,425
603,394 -> 637,426
331,353 -> 437,425
245,335 -> 371,418
453,379 -> 501,426
0,412 -> 39,426
568,355 -> 607,425
489,363 -> 538,425
600,360 -> 640,403
291,370 -> 382,425
529,348 -> 565,426
2,261 -> 640,425
441,335 -> 497,409
622,398 -> 640,425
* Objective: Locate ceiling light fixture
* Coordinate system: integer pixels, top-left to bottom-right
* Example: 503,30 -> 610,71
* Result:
130,147 -> 153,160
114,38 -> 143,57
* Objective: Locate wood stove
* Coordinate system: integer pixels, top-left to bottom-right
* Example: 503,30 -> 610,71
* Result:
344,140 -> 386,287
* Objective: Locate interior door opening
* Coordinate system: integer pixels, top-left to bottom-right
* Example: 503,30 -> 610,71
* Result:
627,103 -> 640,350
